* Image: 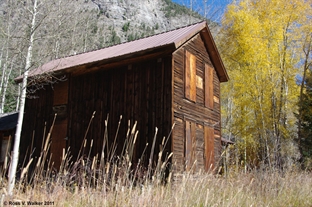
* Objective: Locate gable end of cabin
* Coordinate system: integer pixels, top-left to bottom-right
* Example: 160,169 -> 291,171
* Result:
172,33 -> 222,173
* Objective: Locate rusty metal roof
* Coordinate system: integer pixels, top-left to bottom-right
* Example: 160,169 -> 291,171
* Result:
22,21 -> 228,82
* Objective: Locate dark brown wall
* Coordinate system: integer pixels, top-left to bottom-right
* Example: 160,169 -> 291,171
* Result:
172,34 -> 222,172
20,85 -> 54,163
68,56 -> 172,166
21,55 -> 172,169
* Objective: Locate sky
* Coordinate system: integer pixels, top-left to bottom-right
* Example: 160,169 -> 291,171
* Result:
171,0 -> 232,22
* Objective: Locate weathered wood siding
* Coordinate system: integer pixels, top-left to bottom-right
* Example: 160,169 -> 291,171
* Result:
21,56 -> 172,169
20,86 -> 54,163
172,34 -> 221,172
68,56 -> 172,166
20,31 -> 224,174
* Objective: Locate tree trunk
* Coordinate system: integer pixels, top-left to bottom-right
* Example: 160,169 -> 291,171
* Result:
0,62 -> 13,113
7,0 -> 38,196
297,33 -> 312,163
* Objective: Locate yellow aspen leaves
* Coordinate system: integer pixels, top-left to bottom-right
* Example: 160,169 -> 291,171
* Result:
219,0 -> 312,168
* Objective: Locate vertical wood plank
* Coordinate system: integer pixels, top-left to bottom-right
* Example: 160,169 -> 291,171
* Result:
185,51 -> 191,100
204,126 -> 214,171
185,120 -> 196,171
51,79 -> 68,168
53,80 -> 68,105
190,121 -> 196,171
189,53 -> 196,101
185,120 -> 191,171
185,50 -> 196,102
205,64 -> 214,108
51,120 -> 67,168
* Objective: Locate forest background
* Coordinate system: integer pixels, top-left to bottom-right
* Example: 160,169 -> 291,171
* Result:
0,0 -> 311,175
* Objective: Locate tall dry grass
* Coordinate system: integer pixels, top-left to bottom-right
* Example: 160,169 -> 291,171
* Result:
0,116 -> 311,207
1,169 -> 311,207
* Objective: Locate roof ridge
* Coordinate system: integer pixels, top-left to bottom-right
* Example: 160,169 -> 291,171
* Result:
16,20 -> 215,82
57,21 -> 207,60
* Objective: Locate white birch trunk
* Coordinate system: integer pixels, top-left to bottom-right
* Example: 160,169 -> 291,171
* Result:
0,62 -> 13,113
15,66 -> 22,111
7,0 -> 38,196
0,61 -> 4,113
0,50 -> 4,96
0,49 -> 10,113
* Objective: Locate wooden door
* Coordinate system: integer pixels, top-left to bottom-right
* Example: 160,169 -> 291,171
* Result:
51,80 -> 68,169
204,126 -> 214,172
185,120 -> 196,171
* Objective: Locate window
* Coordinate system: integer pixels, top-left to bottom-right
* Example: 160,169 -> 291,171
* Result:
185,50 -> 196,102
205,64 -> 214,108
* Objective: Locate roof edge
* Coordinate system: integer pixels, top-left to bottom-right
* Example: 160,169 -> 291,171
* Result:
200,23 -> 229,82
15,21 -> 228,83
173,21 -> 207,49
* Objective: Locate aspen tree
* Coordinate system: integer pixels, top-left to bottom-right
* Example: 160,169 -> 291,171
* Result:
8,0 -> 39,195
6,0 -> 80,194
219,0 -> 311,169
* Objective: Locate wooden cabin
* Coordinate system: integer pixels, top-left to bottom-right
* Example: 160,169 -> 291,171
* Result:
17,21 -> 229,173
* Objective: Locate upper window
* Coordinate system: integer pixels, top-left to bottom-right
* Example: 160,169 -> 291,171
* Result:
185,50 -> 214,108
185,50 -> 196,102
205,64 -> 214,109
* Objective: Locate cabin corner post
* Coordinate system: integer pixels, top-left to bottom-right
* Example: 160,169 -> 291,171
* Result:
51,78 -> 69,169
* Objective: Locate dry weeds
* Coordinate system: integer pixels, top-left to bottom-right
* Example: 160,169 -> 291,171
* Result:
1,118 -> 311,207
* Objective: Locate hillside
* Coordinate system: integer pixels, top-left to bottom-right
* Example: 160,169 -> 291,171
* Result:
88,0 -> 205,40
68,0 -> 207,52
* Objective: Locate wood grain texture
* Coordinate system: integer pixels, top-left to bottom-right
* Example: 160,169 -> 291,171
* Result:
204,126 -> 214,171
185,50 -> 197,102
173,33 -> 222,172
205,64 -> 214,109
22,55 -> 173,170
21,32 -> 224,174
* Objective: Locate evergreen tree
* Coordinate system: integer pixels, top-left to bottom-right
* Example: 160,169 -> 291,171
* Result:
297,70 -> 312,168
